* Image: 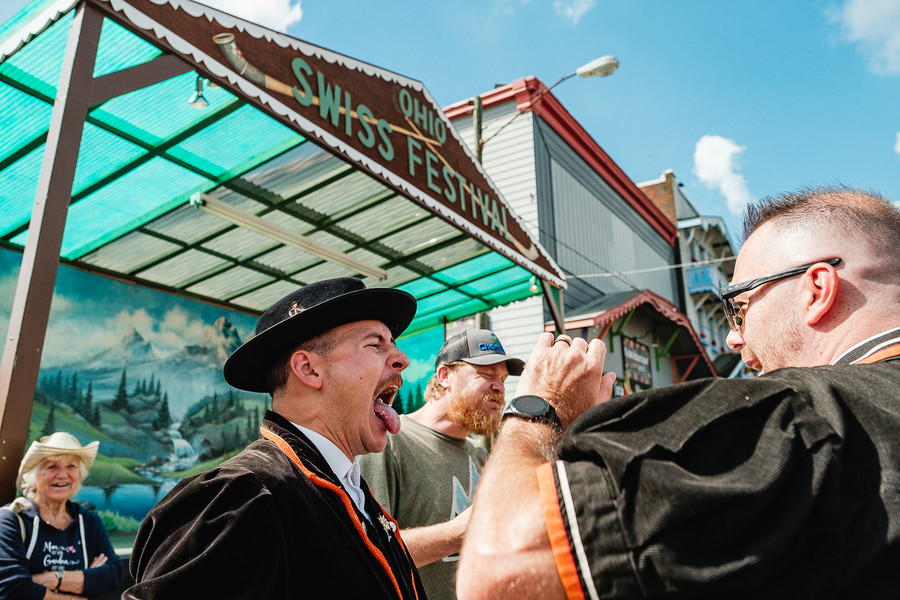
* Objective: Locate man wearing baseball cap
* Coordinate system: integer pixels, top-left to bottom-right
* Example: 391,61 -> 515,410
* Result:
126,278 -> 426,599
360,328 -> 524,599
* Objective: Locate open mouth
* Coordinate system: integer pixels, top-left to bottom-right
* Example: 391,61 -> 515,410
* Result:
373,383 -> 402,434
377,384 -> 399,406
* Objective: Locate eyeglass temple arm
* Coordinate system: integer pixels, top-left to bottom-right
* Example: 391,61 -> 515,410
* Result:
721,257 -> 841,299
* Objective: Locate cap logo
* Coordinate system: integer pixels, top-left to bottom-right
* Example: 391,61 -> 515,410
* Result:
288,301 -> 304,317
478,342 -> 505,353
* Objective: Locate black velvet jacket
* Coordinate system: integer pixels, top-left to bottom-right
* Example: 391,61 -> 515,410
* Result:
549,355 -> 900,598
125,411 -> 425,599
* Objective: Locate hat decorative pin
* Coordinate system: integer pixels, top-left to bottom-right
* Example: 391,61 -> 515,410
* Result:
288,301 -> 303,317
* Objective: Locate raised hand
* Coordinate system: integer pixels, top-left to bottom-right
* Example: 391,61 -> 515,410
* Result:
515,332 -> 617,429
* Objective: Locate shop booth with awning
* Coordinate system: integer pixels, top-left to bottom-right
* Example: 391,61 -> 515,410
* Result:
0,0 -> 565,498
545,289 -> 717,390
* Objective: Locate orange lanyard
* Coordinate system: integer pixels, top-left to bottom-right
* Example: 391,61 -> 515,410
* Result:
260,427 -> 419,600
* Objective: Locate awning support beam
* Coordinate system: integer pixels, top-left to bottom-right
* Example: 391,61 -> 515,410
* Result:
671,355 -> 700,383
90,53 -> 193,106
541,280 -> 566,334
654,327 -> 681,370
190,193 -> 389,280
607,307 -> 637,353
0,2 -> 104,501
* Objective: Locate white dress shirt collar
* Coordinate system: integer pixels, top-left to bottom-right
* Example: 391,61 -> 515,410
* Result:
289,421 -> 370,521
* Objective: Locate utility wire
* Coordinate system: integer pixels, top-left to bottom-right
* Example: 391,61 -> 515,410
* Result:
570,255 -> 736,280
519,212 -> 641,291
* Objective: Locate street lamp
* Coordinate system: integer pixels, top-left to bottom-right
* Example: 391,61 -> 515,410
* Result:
475,55 -> 619,161
574,55 -> 620,78
470,55 -> 619,333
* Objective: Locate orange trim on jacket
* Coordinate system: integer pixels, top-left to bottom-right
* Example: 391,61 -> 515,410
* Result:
853,344 -> 900,364
260,427 -> 418,600
537,462 -> 585,600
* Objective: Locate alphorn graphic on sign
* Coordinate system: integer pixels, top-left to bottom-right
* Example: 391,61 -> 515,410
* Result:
213,33 -> 437,145
212,32 -> 542,262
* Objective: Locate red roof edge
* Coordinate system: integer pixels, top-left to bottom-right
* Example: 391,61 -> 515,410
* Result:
444,77 -> 677,246
542,288 -> 716,376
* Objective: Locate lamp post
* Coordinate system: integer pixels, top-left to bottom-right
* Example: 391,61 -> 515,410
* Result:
470,55 -> 619,334
474,55 -> 619,161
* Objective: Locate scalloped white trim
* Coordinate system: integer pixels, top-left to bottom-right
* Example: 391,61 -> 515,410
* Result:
0,0 -> 78,63
3,0 -> 563,287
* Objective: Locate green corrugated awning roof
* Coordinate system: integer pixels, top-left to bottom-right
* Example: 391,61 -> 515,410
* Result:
0,0 -> 559,336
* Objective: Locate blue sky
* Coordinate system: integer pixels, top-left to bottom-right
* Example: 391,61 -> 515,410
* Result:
2,0 -> 899,245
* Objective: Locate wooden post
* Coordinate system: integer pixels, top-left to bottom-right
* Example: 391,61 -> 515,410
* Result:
0,2 -> 103,501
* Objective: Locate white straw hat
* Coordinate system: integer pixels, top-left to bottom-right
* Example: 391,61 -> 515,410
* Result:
16,432 -> 99,491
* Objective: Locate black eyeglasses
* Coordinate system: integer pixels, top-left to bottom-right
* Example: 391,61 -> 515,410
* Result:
720,257 -> 841,332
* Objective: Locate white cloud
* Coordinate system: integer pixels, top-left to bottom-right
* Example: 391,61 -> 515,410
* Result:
40,308 -> 149,367
831,0 -> 900,75
895,131 -> 900,155
48,291 -> 75,315
553,0 -> 596,25
199,0 -> 303,33
403,358 -> 434,388
40,305 -> 232,366
493,0 -> 533,17
693,135 -> 753,216
0,280 -> 79,364
0,272 -> 19,326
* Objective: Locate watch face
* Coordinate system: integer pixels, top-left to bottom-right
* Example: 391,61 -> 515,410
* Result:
515,395 -> 548,415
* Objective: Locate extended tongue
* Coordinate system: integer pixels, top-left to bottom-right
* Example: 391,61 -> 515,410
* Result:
374,400 -> 401,434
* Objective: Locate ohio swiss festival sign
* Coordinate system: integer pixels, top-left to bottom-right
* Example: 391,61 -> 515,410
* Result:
95,0 -> 565,287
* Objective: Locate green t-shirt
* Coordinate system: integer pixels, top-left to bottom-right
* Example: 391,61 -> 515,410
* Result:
359,414 -> 488,600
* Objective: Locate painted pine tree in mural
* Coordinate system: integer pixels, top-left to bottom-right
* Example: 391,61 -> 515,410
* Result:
3,244 -> 440,532
112,368 -> 129,412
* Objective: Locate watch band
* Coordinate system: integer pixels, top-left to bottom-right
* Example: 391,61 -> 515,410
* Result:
55,569 -> 64,591
502,395 -> 562,429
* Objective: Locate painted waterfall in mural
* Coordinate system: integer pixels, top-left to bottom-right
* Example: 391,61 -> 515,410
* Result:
0,248 -> 442,538
0,248 -> 259,536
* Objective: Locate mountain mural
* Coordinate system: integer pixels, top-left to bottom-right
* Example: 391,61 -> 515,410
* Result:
55,316 -> 245,420
0,245 -> 439,530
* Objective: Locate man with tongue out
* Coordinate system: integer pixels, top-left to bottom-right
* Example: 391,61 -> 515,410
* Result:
126,278 -> 427,600
360,329 -> 525,600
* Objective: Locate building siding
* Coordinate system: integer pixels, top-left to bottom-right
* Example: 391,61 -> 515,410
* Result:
549,158 -> 676,301
451,92 -> 700,388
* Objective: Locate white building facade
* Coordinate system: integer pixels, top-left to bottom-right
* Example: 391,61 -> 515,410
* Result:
639,170 -> 747,378
446,79 -> 718,395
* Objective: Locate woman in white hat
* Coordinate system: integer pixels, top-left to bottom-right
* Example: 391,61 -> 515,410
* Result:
0,432 -> 123,599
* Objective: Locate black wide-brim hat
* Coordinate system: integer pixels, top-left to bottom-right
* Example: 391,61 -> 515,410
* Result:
224,277 -> 416,393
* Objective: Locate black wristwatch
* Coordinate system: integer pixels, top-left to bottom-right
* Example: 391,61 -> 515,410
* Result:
502,395 -> 561,429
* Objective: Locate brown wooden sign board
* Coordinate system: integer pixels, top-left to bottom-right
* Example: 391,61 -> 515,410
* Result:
92,0 -> 565,287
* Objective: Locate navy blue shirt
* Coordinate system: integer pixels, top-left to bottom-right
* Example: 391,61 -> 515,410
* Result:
0,498 -> 123,600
